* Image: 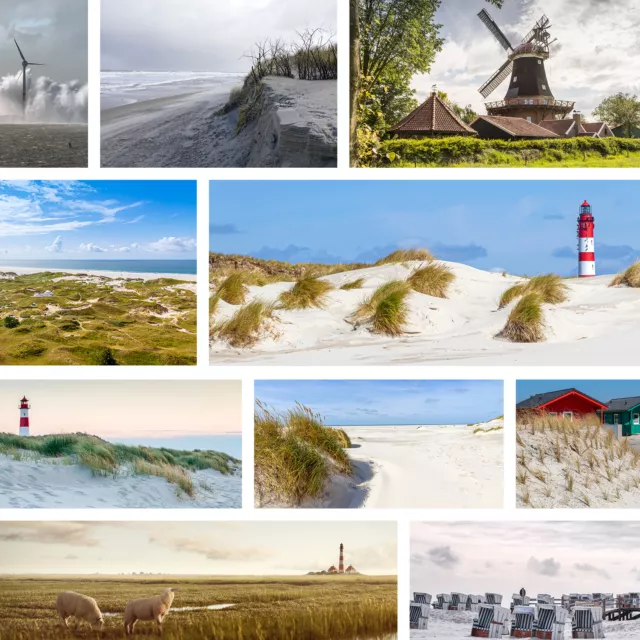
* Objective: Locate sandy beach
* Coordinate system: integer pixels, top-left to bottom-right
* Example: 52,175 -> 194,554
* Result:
0,453 -> 241,508
302,421 -> 503,509
211,260 -> 640,366
0,124 -> 87,168
413,609 -> 640,639
0,265 -> 196,282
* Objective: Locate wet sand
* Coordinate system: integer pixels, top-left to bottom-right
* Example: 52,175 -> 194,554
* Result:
0,124 -> 88,167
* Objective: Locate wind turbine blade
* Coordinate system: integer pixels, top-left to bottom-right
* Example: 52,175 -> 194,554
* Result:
14,39 -> 27,62
28,63 -> 45,66
17,70 -> 23,81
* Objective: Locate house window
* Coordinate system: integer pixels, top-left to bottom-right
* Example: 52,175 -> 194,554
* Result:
563,412 -> 573,420
526,116 -> 532,122
542,84 -> 547,90
538,60 -> 542,64
614,413 -> 619,424
513,76 -> 517,83
634,413 -> 640,425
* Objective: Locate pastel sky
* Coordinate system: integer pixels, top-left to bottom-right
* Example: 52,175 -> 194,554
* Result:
210,180 -> 640,277
0,381 -> 241,437
255,380 -> 504,426
417,0 -> 640,117
517,380 -> 640,405
412,521 -> 640,598
0,181 -> 196,260
0,521 -> 397,576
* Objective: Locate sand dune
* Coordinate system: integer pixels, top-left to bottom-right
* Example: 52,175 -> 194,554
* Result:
305,421 -> 503,509
210,260 -> 640,365
0,454 -> 241,508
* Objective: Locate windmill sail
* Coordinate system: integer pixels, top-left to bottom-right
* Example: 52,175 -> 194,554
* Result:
479,59 -> 513,98
478,9 -> 513,52
521,15 -> 551,45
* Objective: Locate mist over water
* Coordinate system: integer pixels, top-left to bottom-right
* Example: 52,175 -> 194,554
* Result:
0,72 -> 88,123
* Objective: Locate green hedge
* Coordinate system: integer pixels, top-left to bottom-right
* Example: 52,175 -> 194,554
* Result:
376,136 -> 640,166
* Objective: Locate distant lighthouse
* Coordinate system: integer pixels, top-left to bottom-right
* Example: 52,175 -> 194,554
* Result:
19,396 -> 30,437
577,200 -> 596,277
339,543 -> 345,574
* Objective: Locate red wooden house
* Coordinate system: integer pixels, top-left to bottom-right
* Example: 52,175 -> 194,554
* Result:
516,388 -> 607,422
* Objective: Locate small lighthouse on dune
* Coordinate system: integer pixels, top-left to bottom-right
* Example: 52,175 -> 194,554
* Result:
19,396 -> 30,437
577,200 -> 596,277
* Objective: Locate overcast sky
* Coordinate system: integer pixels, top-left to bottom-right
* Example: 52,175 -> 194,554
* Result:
412,521 -> 640,598
0,521 -> 397,576
0,0 -> 86,83
101,0 -> 336,72
419,0 -> 640,118
0,381 -> 241,437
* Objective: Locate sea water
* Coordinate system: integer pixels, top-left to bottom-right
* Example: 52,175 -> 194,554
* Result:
0,259 -> 197,275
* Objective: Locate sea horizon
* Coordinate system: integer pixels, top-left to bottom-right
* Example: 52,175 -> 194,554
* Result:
0,259 -> 197,275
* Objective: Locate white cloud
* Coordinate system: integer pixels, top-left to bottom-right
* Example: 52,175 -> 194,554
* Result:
79,242 -> 108,253
45,236 -> 63,253
147,236 -> 196,253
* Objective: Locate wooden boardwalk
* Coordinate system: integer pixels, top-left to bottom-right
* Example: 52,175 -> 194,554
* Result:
603,608 -> 640,621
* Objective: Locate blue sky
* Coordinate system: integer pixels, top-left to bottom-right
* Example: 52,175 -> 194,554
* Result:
0,180 -> 196,260
517,381 -> 640,405
255,380 -> 504,426
211,181 -> 640,276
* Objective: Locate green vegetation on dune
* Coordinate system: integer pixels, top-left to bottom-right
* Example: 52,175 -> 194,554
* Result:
0,575 -> 397,640
278,275 -> 334,310
0,433 -> 239,497
611,261 -> 640,288
0,272 -> 196,366
499,274 -> 568,309
254,402 -> 353,506
496,293 -> 545,343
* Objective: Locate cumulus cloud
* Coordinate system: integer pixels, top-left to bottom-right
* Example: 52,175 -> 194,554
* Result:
167,537 -> 267,561
428,545 -> 460,569
148,236 -> 196,253
0,522 -> 99,547
574,562 -> 610,579
45,235 -> 63,253
79,242 -> 107,253
527,556 -> 561,577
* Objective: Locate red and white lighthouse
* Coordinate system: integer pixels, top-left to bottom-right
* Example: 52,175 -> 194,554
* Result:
339,543 -> 345,574
577,200 -> 595,277
19,396 -> 30,437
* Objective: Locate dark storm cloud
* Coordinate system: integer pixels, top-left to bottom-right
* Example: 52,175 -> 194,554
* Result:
0,0 -> 87,82
101,0 -> 336,72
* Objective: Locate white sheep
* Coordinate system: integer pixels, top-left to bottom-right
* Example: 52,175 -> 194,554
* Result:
124,587 -> 178,636
56,591 -> 104,630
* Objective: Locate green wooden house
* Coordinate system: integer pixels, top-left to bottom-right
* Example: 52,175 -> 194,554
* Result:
602,396 -> 640,436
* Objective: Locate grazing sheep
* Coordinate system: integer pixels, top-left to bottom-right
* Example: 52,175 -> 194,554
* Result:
56,591 -> 104,630
124,587 -> 178,636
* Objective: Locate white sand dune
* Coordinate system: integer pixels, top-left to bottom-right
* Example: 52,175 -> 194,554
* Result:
304,422 -> 503,509
0,455 -> 241,508
210,260 -> 640,365
412,610 -> 640,639
0,266 -> 196,282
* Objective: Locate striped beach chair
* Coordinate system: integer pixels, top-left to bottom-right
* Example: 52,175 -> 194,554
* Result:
413,592 -> 432,606
487,593 -> 504,606
572,606 -> 605,639
511,594 -> 531,611
435,593 -> 451,610
468,594 -> 485,612
536,594 -> 554,606
510,605 -> 535,638
409,601 -> 429,630
472,604 -> 511,638
450,592 -> 468,611
534,604 -> 567,640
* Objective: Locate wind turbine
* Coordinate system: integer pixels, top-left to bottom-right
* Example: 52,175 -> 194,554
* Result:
14,39 -> 44,116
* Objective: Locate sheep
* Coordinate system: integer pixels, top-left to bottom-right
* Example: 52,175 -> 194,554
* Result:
124,587 -> 178,636
56,591 -> 104,631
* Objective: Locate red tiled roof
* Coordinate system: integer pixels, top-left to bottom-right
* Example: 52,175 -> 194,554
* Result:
582,122 -> 607,134
472,115 -> 559,138
390,93 -> 477,135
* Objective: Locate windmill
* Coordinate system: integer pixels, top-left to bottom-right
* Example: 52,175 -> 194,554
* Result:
476,10 -> 574,124
14,39 -> 45,117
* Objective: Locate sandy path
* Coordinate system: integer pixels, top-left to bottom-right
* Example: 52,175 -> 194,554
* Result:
312,424 -> 503,509
0,455 -> 241,508
101,89 -> 243,168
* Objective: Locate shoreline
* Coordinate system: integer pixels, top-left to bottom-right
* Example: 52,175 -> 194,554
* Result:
0,265 -> 197,281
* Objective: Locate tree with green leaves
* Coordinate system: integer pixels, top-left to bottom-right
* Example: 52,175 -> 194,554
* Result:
593,93 -> 640,138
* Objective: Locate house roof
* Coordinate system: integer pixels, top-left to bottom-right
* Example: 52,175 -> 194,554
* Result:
538,119 -> 580,136
516,388 -> 607,410
390,92 -> 477,135
582,122 -> 608,134
471,115 -> 559,138
604,396 -> 640,412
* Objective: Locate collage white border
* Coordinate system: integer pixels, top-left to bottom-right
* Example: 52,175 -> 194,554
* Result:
1,1 -> 640,639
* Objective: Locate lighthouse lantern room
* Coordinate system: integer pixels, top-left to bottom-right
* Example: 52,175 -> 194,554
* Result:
19,396 -> 30,437
577,200 -> 596,278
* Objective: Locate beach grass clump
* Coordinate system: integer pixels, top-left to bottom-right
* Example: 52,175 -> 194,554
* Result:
216,273 -> 248,305
496,293 -> 545,343
340,278 -> 365,291
498,283 -> 528,309
611,261 -> 640,287
334,429 -> 352,449
374,248 -> 433,266
408,263 -> 455,298
278,275 -> 333,310
350,280 -> 411,337
214,301 -> 275,348
254,400 -> 353,506
498,274 -> 568,309
134,459 -> 195,497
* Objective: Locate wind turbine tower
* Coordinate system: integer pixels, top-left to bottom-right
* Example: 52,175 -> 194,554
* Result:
14,39 -> 44,117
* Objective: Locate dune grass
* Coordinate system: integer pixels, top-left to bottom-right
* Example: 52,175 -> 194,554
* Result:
339,278 -> 365,291
214,301 -> 275,348
215,273 -> 248,305
352,280 -> 411,337
498,274 -> 568,309
0,433 -> 239,497
334,429 -> 352,448
496,293 -> 545,343
254,401 -> 353,506
408,263 -> 455,298
611,261 -> 640,287
278,275 -> 333,310
374,248 -> 433,266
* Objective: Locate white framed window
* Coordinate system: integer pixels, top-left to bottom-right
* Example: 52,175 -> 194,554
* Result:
634,413 -> 639,425
513,76 -> 518,82
526,116 -> 532,122
538,60 -> 542,64
563,412 -> 573,420
614,413 -> 619,424
542,84 -> 547,90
